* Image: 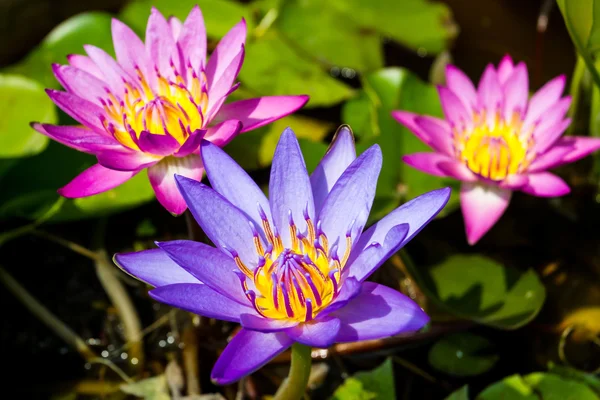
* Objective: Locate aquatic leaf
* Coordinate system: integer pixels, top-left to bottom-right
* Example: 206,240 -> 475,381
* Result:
331,359 -> 395,400
121,375 -> 170,400
547,363 -> 600,396
0,74 -> 55,158
428,332 -> 499,377
329,0 -> 457,54
5,13 -> 113,89
478,373 -> 599,400
406,254 -> 546,330
445,386 -> 469,400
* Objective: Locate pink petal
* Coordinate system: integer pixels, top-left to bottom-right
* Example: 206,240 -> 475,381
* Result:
205,19 -> 246,93
445,65 -> 478,111
520,172 -> 571,197
67,54 -> 103,79
146,7 -> 178,79
392,111 -> 453,155
438,86 -> 473,130
33,123 -> 119,153
46,89 -> 106,132
84,45 -> 129,95
497,54 -> 515,84
213,95 -> 309,133
204,120 -> 242,147
112,18 -> 151,79
502,62 -> 528,121
461,182 -> 511,245
96,149 -> 158,171
523,75 -> 567,129
532,118 -> 571,155
168,17 -> 183,40
58,163 -> 138,197
559,136 -> 600,164
477,64 -> 503,127
137,131 -> 181,156
402,152 -> 457,178
206,47 -> 245,120
528,140 -> 575,172
52,64 -> 108,105
437,160 -> 478,181
499,173 -> 529,190
148,155 -> 204,215
177,5 -> 207,73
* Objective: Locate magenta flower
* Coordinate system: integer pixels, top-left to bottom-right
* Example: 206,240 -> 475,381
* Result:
32,6 -> 308,215
115,127 -> 450,384
393,55 -> 600,245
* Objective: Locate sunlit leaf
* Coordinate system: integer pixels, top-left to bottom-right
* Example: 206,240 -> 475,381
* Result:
547,363 -> 600,396
331,359 -> 395,400
478,373 -> 599,400
405,254 -> 546,330
445,385 -> 469,400
5,13 -> 114,89
120,375 -> 170,400
0,74 -> 55,158
428,332 -> 499,377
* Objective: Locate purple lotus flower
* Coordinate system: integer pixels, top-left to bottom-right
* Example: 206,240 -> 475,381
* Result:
32,6 -> 308,215
393,55 -> 600,245
115,126 -> 450,384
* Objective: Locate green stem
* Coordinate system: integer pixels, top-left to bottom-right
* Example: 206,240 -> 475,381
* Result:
273,343 -> 312,400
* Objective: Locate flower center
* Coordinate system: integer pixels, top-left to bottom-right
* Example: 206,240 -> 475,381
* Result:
100,63 -> 208,151
456,112 -> 534,181
228,207 -> 352,322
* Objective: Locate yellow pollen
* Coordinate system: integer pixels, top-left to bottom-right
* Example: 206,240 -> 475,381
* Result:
456,111 -> 534,181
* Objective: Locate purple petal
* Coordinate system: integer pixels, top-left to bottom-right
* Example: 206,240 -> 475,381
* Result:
392,111 -> 454,155
319,277 -> 362,315
477,64 -> 503,127
33,123 -> 119,153
523,75 -> 566,129
520,172 -> 571,197
96,149 -> 157,171
349,187 -> 451,265
497,54 -> 515,84
311,126 -> 357,213
202,140 -> 272,233
84,45 -> 129,94
445,65 -> 478,111
137,131 -> 181,156
112,18 -> 151,79
285,316 -> 341,348
114,248 -> 199,287
206,47 -> 245,120
173,129 -> 206,157
203,120 -> 242,147
205,19 -> 246,95
240,314 -> 298,332
502,62 -> 528,121
213,96 -> 310,133
58,163 -> 138,197
347,224 -> 409,283
52,64 -> 109,105
46,89 -> 106,132
148,155 -> 204,215
461,182 -> 511,245
438,86 -> 473,130
146,7 -> 178,79
402,152 -> 457,178
269,128 -> 315,247
530,136 -> 600,171
156,239 -> 248,305
67,54 -> 102,79
150,283 -> 255,322
175,175 -> 258,266
177,5 -> 207,73
333,282 -> 429,342
318,145 -> 382,259
211,329 -> 293,385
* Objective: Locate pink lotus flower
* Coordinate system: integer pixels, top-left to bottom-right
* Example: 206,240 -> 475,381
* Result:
33,6 -> 308,215
393,55 -> 600,245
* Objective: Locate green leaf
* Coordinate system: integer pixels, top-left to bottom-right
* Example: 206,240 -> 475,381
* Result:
329,0 -> 458,54
331,359 -> 396,400
120,375 -> 170,400
276,0 -> 383,72
547,363 -> 600,396
0,74 -> 55,158
446,386 -> 469,400
405,254 -> 546,330
428,332 -> 499,377
119,0 -> 252,38
478,373 -> 600,400
239,31 -> 354,108
5,12 -> 114,89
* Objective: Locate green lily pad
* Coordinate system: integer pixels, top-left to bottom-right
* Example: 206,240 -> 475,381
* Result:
446,386 -> 469,400
478,373 -> 599,400
0,74 -> 55,158
428,332 -> 499,377
406,254 -> 546,330
331,358 -> 395,400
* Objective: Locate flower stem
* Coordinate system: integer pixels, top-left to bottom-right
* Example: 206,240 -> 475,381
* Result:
273,343 -> 312,400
